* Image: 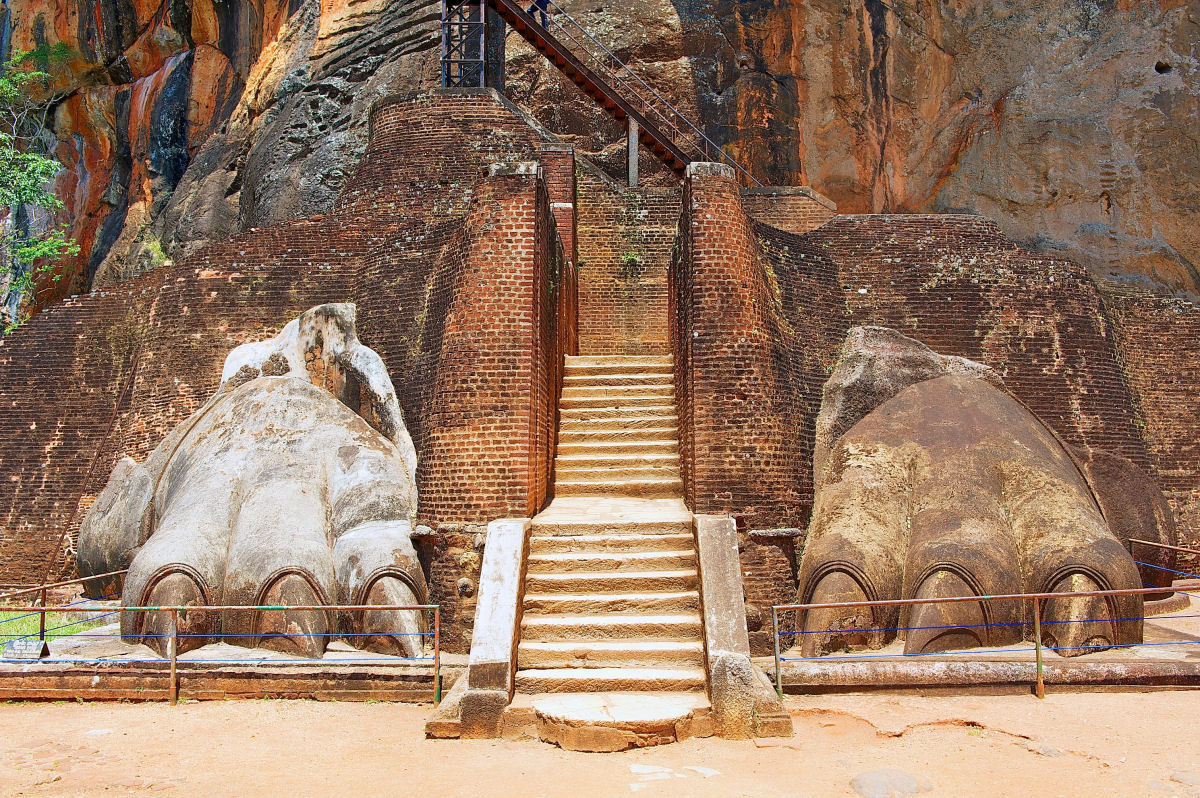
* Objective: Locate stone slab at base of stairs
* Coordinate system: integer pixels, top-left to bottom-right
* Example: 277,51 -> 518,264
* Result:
520,692 -> 714,752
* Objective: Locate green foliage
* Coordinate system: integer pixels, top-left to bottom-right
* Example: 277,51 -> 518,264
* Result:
1,44 -> 79,331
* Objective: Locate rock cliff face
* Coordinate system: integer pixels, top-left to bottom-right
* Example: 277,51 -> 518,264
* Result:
6,0 -> 1199,305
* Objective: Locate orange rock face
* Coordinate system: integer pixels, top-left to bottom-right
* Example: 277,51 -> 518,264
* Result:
6,0 -> 1198,311
509,0 -> 1200,294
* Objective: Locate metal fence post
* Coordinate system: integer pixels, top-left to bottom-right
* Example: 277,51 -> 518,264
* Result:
772,606 -> 783,698
168,609 -> 179,706
433,606 -> 442,705
38,586 -> 47,643
1032,598 -> 1045,699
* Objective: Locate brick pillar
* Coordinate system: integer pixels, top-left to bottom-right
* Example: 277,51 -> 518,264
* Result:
538,144 -> 577,267
424,163 -> 553,521
675,162 -> 806,527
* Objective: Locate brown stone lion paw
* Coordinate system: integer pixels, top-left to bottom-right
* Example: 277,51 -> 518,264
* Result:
796,328 -> 1173,659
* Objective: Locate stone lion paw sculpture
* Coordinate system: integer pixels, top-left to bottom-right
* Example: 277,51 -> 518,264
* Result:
798,327 -> 1175,658
78,303 -> 428,658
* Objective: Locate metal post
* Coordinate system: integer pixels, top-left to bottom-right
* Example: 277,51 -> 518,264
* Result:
168,610 -> 179,706
627,117 -> 639,188
433,607 -> 442,705
38,587 -> 46,643
1032,598 -> 1045,699
772,606 -> 783,698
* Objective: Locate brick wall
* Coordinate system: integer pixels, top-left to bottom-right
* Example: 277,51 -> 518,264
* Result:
673,166 -> 1178,643
575,164 -> 681,355
739,186 -> 838,235
0,92 -> 571,655
1104,284 -> 1200,548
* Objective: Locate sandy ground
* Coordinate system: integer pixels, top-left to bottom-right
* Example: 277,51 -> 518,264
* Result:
2,693 -> 1199,797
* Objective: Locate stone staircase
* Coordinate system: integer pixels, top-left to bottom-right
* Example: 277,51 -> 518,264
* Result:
514,354 -> 706,695
553,355 -> 684,498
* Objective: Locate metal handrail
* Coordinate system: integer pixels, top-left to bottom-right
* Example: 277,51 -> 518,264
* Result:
1,602 -> 443,705
770,582 -> 1190,701
1129,538 -> 1200,557
537,0 -> 761,186
0,569 -> 128,601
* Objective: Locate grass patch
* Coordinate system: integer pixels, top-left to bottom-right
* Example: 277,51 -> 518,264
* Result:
0,607 -> 114,647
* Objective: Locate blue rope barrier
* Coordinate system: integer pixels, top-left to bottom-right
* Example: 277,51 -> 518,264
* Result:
1135,560 -> 1200,580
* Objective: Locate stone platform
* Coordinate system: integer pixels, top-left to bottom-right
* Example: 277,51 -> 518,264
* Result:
503,692 -> 713,752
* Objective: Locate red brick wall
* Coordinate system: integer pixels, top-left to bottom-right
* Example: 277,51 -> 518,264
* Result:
740,186 -> 838,235
1104,285 -> 1200,549
0,92 -> 570,613
576,165 -> 681,355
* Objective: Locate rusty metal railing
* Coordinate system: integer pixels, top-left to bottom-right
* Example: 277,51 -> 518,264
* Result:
0,601 -> 442,705
0,569 -> 128,643
771,580 -> 1200,701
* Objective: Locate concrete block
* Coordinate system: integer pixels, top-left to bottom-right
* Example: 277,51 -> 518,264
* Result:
685,162 -> 736,180
466,518 -> 532,693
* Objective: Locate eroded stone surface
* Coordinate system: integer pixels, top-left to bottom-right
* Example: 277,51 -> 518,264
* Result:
77,304 -> 427,657
798,327 -> 1170,658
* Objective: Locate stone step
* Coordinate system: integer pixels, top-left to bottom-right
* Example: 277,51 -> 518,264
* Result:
526,570 -> 698,593
555,440 -> 678,458
555,452 -> 679,470
554,466 -> 681,484
559,393 -> 675,409
563,374 -> 673,388
526,548 -> 697,571
557,426 -> 678,444
559,415 -> 679,433
520,613 -> 703,641
529,532 -> 694,553
530,498 -> 693,536
554,477 -> 684,498
565,355 -> 672,370
514,667 -> 707,693
559,405 -> 677,422
517,640 -> 705,669
522,591 -> 700,614
531,518 -> 692,536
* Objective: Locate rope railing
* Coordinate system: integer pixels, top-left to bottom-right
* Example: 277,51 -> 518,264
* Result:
508,0 -> 761,185
0,601 -> 443,705
771,560 -> 1200,700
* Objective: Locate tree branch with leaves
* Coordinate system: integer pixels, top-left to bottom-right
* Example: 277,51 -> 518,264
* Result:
1,43 -> 79,332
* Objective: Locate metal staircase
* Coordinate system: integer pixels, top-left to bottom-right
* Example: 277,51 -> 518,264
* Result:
440,0 -> 760,184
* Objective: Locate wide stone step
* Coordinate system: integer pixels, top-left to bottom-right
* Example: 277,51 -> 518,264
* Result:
526,570 -> 698,593
520,613 -> 703,641
526,548 -> 697,571
531,519 -> 692,537
553,465 -> 681,484
555,440 -> 678,458
560,405 -> 677,422
557,427 -> 678,445
559,415 -> 679,433
563,373 -> 673,388
517,640 -> 705,669
530,498 -> 693,536
554,477 -> 684,498
555,452 -> 679,470
560,393 -> 675,409
565,355 -> 672,370
522,591 -> 700,614
514,667 -> 707,693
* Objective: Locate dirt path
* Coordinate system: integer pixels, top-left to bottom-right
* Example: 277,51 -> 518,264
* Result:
1,692 -> 1198,797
